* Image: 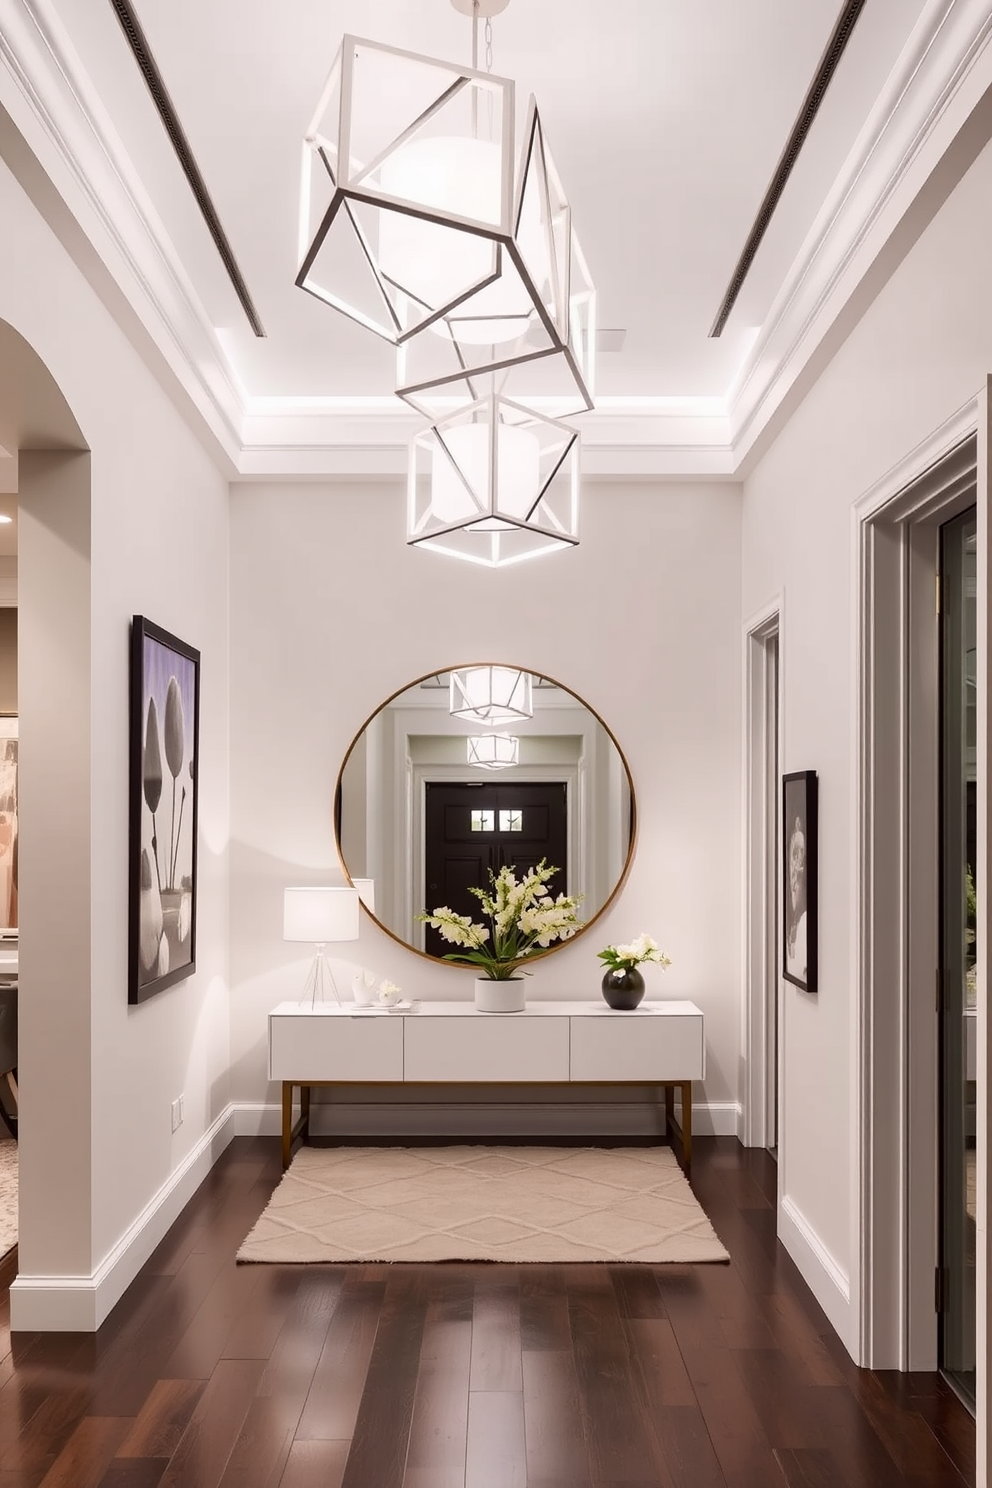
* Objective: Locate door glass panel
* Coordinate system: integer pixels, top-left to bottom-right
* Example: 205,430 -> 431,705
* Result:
470,810 -> 494,832
939,507 -> 977,1411
499,810 -> 523,832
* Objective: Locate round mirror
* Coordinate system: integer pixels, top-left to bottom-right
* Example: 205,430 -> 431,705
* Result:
335,665 -> 635,962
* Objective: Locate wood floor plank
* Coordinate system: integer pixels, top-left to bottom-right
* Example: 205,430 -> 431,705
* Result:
520,1269 -> 571,1352
294,1280 -> 382,1441
468,1280 -> 522,1392
215,1397 -> 298,1488
155,1358 -> 265,1488
610,1266 -> 666,1320
96,1463 -> 168,1488
37,1418 -> 132,1488
567,1273 -> 669,1485
521,1350 -> 590,1487
402,1296 -> 472,1488
116,1380 -> 204,1459
339,1270 -> 428,1488
465,1390 -> 526,1488
277,1440 -> 349,1488
773,1447 -> 844,1488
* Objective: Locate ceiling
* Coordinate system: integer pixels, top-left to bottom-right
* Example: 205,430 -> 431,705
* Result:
0,0 -> 987,475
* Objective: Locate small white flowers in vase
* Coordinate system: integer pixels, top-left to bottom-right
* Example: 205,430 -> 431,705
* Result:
597,934 -> 671,1010
418,859 -> 583,1013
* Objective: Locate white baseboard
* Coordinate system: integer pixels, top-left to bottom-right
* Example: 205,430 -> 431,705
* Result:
10,1105 -> 237,1333
779,1192 -> 856,1355
232,1098 -> 741,1140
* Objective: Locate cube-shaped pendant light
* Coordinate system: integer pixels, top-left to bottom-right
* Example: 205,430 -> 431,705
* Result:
467,734 -> 519,769
450,667 -> 532,725
408,394 -> 579,567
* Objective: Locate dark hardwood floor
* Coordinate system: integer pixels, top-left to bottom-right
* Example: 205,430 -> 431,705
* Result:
0,1135 -> 975,1487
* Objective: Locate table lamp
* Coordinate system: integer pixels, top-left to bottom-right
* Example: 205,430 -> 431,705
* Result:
350,878 -> 375,914
283,886 -> 360,1006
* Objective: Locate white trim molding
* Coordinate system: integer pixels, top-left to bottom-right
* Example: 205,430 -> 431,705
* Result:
232,1097 -> 742,1141
10,1106 -> 237,1332
779,1193 -> 855,1355
2,0 -> 992,477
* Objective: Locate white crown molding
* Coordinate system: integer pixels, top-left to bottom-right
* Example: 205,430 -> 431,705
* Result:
0,0 -> 989,480
0,0 -> 245,471
729,0 -> 992,472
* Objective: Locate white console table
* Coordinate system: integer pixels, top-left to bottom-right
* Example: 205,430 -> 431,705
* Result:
269,999 -> 705,1173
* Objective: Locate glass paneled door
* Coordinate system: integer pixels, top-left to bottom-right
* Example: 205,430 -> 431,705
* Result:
938,506 -> 977,1410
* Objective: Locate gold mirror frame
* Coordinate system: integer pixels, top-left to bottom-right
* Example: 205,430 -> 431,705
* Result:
333,662 -> 638,968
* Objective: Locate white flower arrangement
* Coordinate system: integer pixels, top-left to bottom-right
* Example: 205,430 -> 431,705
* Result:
418,860 -> 583,981
597,933 -> 671,974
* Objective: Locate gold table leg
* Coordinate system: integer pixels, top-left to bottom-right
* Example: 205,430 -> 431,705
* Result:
281,1082 -> 293,1170
681,1080 -> 692,1174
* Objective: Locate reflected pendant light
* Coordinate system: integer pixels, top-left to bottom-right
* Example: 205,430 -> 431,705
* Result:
467,733 -> 519,769
449,666 -> 533,724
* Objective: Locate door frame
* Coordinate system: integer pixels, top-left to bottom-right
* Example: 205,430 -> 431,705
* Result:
854,403 -> 983,1385
743,597 -> 784,1153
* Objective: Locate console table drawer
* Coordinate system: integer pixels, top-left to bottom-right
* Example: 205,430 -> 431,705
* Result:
569,1013 -> 704,1083
404,1015 -> 568,1082
269,1012 -> 403,1082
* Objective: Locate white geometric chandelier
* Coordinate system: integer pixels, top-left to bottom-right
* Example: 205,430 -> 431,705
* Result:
297,0 -> 595,568
449,665 -> 533,725
467,733 -> 519,769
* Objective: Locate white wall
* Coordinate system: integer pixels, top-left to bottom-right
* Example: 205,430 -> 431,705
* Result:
229,479 -> 743,1131
742,132 -> 992,1351
0,152 -> 231,1327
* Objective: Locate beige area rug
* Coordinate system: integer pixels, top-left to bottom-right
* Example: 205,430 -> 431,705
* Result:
0,1140 -> 16,1257
238,1146 -> 729,1265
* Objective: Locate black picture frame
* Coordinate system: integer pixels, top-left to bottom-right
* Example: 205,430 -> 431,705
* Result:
128,617 -> 200,1005
782,770 -> 817,993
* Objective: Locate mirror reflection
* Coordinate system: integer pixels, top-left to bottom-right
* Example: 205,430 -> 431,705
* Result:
336,667 -> 635,960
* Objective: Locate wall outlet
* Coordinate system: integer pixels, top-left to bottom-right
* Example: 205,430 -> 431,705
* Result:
171,1097 -> 183,1133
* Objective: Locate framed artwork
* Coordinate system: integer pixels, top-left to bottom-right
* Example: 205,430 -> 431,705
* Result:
783,770 -> 817,993
0,718 -> 17,932
129,617 -> 200,1004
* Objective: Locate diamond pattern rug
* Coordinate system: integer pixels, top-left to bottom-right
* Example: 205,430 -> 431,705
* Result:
0,1140 -> 15,1257
237,1146 -> 728,1264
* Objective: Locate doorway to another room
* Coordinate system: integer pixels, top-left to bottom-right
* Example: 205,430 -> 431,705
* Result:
937,505 -> 977,1411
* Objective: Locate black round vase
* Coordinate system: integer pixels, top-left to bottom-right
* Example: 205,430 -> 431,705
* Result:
601,966 -> 645,1010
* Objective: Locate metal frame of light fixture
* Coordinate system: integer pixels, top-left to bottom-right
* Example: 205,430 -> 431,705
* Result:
298,41 -> 595,398
296,6 -> 595,567
450,665 -> 533,724
467,733 -> 519,769
408,392 -> 579,567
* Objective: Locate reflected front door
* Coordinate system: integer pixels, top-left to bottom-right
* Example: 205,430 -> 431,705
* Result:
423,782 -> 567,960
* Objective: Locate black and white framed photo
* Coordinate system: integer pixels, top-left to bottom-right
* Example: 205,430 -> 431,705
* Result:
782,770 -> 817,993
129,617 -> 200,1005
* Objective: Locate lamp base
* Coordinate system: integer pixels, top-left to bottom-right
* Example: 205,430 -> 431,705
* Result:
299,946 -> 342,1008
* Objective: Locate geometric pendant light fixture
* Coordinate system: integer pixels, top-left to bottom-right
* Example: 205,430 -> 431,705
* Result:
467,733 -> 520,769
297,0 -> 595,567
449,666 -> 533,725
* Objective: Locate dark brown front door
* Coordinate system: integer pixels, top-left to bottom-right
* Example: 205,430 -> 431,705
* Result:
423,781 -> 567,959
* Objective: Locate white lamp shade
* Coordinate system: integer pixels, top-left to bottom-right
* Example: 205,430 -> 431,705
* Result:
351,878 -> 376,913
431,422 -> 541,526
283,887 -> 360,943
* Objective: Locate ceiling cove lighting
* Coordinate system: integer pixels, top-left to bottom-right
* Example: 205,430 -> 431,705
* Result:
449,666 -> 533,725
296,0 -> 594,568
467,733 -> 519,769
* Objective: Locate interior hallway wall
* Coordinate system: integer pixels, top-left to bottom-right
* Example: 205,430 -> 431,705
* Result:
228,479 -> 743,1133
741,130 -> 992,1355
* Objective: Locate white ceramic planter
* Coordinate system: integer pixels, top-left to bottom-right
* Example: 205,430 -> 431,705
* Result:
474,977 -> 526,1014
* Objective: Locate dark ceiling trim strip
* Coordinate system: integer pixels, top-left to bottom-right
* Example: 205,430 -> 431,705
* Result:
108,0 -> 266,337
708,0 -> 866,339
